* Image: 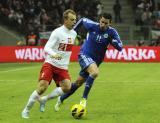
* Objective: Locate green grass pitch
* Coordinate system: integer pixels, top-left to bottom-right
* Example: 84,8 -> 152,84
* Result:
0,62 -> 160,123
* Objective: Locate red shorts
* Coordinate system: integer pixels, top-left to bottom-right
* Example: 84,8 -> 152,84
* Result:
39,62 -> 71,86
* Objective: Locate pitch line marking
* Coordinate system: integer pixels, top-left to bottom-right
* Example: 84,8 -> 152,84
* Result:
0,66 -> 39,73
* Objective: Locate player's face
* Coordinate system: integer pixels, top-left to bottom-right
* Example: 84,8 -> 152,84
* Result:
64,13 -> 76,30
99,17 -> 111,31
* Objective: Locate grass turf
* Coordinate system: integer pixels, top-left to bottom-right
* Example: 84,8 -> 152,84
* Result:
0,62 -> 160,123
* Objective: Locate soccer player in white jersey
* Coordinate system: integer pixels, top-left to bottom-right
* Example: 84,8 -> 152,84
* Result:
21,9 -> 77,119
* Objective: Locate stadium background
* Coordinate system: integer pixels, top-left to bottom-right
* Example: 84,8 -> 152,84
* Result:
0,0 -> 160,123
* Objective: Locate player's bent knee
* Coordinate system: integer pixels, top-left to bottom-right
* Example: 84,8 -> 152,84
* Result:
60,80 -> 71,93
37,88 -> 46,95
90,71 -> 99,78
62,86 -> 71,93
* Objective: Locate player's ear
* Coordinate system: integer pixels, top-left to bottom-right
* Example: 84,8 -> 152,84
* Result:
109,20 -> 112,26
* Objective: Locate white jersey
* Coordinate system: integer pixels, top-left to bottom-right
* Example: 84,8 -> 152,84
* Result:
44,25 -> 77,70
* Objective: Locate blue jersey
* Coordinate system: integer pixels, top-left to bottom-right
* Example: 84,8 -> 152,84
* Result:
74,18 -> 123,65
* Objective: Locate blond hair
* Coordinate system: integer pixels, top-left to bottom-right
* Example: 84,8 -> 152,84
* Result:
63,9 -> 76,20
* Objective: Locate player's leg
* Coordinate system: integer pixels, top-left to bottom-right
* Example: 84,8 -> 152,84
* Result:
22,80 -> 49,118
76,54 -> 98,107
40,78 -> 70,102
40,79 -> 71,112
59,76 -> 86,103
39,68 -> 72,112
80,63 -> 99,107
54,76 -> 86,111
39,85 -> 65,112
22,63 -> 52,118
55,54 -> 91,111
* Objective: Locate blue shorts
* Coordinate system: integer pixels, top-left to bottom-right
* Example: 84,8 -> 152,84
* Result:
78,54 -> 95,79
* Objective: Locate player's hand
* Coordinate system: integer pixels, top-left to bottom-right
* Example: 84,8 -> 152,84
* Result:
50,54 -> 62,60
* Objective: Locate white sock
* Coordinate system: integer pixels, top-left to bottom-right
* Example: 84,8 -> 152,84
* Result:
40,95 -> 48,102
46,87 -> 64,100
24,90 -> 40,111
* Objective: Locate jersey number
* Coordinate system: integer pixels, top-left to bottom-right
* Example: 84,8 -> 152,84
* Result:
96,35 -> 102,42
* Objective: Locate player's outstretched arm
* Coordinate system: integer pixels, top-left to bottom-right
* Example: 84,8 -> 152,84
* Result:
73,18 -> 96,31
110,39 -> 123,51
109,29 -> 123,51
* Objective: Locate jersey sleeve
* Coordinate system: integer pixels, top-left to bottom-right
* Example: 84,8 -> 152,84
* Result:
73,18 -> 97,31
110,28 -> 123,51
44,30 -> 58,56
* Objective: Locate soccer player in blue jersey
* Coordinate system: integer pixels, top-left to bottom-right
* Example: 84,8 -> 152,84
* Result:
39,13 -> 123,112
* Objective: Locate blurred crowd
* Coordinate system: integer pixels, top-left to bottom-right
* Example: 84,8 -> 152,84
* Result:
1,0 -> 160,46
0,0 -> 102,45
131,0 -> 155,26
131,0 -> 160,46
113,0 -> 122,23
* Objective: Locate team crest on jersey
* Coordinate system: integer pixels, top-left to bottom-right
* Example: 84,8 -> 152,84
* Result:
68,38 -> 72,43
103,33 -> 108,38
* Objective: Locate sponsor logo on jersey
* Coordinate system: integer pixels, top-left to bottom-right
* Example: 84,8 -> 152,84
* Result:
68,38 -> 72,43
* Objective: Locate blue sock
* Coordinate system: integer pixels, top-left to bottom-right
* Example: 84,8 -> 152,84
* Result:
82,75 -> 94,99
60,83 -> 78,102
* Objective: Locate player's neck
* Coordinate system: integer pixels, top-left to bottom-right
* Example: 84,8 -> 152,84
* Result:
64,24 -> 72,30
